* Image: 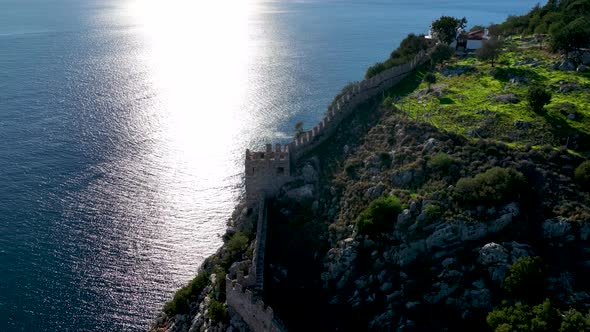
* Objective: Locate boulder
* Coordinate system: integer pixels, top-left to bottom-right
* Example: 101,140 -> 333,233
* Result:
366,184 -> 385,199
392,170 -> 414,187
396,209 -> 413,229
488,202 -> 519,233
577,64 -> 587,72
461,222 -> 488,241
557,59 -> 577,71
493,93 -> 520,104
426,223 -> 459,250
284,184 -> 314,202
479,243 -> 509,265
543,217 -> 574,242
559,82 -> 581,93
423,138 -> 438,151
509,76 -> 528,85
302,164 -> 317,184
507,241 -> 534,263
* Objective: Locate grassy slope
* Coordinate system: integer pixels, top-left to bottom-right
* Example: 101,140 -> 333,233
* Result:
387,38 -> 590,153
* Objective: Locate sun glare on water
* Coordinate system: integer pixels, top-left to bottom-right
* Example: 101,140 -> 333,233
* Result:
126,0 -> 258,183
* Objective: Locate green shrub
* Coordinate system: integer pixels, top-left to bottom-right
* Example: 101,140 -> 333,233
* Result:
560,309 -> 590,332
487,299 -> 560,332
574,160 -> 590,190
428,152 -> 454,170
424,204 -> 442,220
454,167 -> 527,204
476,37 -> 504,67
487,299 -> 590,332
430,44 -> 454,67
226,232 -> 248,255
366,62 -> 387,79
221,232 -> 249,269
208,299 -> 229,323
356,195 -> 402,236
164,272 -> 210,316
365,33 -> 429,78
526,85 -> 552,113
504,256 -> 544,301
423,72 -> 437,91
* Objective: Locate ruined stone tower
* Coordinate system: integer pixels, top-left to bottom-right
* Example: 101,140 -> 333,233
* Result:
245,143 -> 291,204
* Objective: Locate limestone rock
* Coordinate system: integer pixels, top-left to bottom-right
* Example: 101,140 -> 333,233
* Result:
392,170 -> 414,187
284,184 -> 314,202
426,223 -> 459,250
493,93 -> 520,104
396,209 -> 413,229
366,184 -> 385,199
543,217 -> 574,242
479,243 -> 509,265
460,222 -> 488,241
479,243 -> 509,283
302,164 -> 317,184
488,202 -> 519,233
556,59 -> 577,71
559,82 -> 581,93
423,138 -> 438,151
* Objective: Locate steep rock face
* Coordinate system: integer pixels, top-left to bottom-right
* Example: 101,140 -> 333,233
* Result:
263,115 -> 590,331
154,111 -> 589,332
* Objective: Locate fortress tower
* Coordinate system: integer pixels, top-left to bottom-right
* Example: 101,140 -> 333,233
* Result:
245,144 -> 291,204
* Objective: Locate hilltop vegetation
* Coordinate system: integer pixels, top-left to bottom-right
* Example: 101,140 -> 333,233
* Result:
388,37 -> 590,153
153,2 -> 590,332
262,4 -> 590,331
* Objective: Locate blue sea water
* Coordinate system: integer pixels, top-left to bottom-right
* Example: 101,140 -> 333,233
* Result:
0,0 -> 539,330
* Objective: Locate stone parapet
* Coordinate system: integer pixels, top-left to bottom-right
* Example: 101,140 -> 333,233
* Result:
226,277 -> 287,332
244,50 -> 430,205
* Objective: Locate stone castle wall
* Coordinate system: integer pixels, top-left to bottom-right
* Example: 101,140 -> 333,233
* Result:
226,199 -> 287,331
244,50 -> 430,203
287,50 -> 429,160
225,278 -> 287,332
229,50 -> 431,331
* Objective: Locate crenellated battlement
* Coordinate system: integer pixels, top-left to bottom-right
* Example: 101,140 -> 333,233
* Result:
245,144 -> 291,204
226,277 -> 287,332
243,50 -> 430,204
246,143 -> 290,161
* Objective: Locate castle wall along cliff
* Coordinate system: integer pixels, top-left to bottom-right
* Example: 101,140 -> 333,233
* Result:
244,50 -> 429,203
232,49 -> 430,332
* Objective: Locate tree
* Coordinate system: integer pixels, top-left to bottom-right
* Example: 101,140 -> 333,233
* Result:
431,16 -> 466,44
356,195 -> 402,236
550,17 -> 590,58
391,33 -> 430,60
476,37 -> 503,67
430,44 -> 455,67
470,25 -> 486,32
294,121 -> 304,140
526,85 -> 552,113
487,299 -> 561,332
504,256 -> 545,301
423,72 -> 436,92
574,160 -> 590,190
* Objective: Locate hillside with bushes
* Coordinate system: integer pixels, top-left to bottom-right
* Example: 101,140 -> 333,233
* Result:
152,2 -> 590,331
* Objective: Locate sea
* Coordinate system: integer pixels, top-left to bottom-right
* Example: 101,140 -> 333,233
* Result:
0,0 -> 540,330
